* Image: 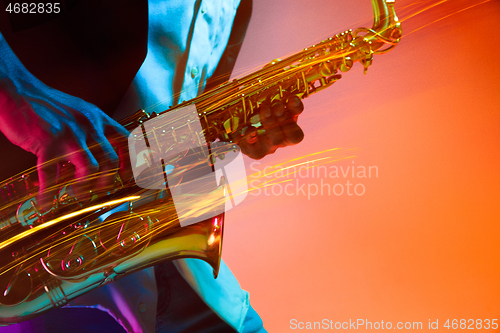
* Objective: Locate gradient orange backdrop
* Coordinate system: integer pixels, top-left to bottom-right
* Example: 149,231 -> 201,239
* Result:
223,0 -> 500,331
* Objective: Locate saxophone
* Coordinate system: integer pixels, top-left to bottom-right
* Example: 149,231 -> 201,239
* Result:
0,0 -> 401,324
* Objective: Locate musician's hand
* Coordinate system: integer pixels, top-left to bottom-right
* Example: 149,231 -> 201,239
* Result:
0,79 -> 131,210
239,95 -> 304,159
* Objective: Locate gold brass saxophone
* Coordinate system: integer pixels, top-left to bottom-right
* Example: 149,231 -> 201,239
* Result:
0,0 -> 401,324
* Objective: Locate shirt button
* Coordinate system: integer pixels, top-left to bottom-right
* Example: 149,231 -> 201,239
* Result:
191,67 -> 199,78
138,302 -> 147,313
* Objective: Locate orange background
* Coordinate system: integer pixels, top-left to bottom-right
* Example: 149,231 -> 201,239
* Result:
223,0 -> 500,331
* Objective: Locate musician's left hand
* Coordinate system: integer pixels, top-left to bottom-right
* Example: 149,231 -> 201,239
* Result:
239,95 -> 304,159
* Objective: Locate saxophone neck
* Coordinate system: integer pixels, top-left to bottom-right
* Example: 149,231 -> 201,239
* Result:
371,0 -> 401,40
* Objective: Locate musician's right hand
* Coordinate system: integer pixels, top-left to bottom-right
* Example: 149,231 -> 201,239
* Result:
0,78 -> 132,210
239,95 -> 305,160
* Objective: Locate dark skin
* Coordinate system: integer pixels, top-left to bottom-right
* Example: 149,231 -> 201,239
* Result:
240,95 -> 304,159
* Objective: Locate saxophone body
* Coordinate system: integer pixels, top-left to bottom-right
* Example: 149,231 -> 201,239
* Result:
0,0 -> 401,324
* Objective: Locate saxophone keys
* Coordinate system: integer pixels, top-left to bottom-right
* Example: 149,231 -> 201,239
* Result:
362,57 -> 373,74
0,266 -> 32,306
340,57 -> 353,72
99,211 -> 149,256
320,61 -> 336,77
223,119 -> 232,134
16,197 -> 53,227
41,232 -> 99,278
57,185 -> 89,208
329,74 -> 342,83
223,115 -> 239,134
